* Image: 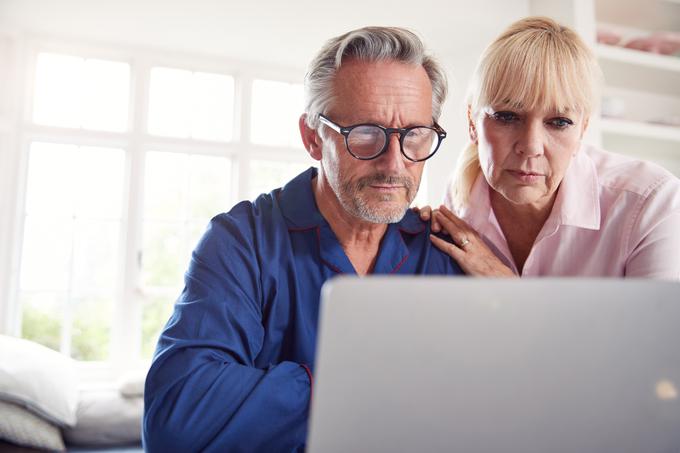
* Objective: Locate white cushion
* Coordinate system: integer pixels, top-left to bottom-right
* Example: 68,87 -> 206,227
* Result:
117,368 -> 147,398
0,399 -> 66,451
0,335 -> 79,427
63,388 -> 142,446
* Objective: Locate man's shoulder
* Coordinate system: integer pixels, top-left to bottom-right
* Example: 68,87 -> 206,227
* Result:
208,192 -> 285,236
397,211 -> 465,276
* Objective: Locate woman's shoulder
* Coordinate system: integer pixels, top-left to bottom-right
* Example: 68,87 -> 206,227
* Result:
583,145 -> 680,199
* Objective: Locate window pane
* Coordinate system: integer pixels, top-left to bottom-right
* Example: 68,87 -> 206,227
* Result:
81,59 -> 130,132
71,220 -> 121,295
24,142 -> 78,217
32,52 -> 129,131
21,292 -> 64,353
191,72 -> 234,141
75,146 -> 125,218
33,53 -> 83,128
249,159 -> 311,199
148,67 -> 234,141
251,79 -> 304,148
148,67 -> 192,138
71,295 -> 112,361
141,221 -> 184,288
144,151 -> 187,220
20,217 -> 73,292
141,292 -> 175,358
187,154 -> 232,219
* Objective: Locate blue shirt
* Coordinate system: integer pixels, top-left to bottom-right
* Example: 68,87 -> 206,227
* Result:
143,168 -> 463,452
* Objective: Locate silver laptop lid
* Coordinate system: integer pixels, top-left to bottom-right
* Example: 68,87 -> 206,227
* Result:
308,277 -> 680,453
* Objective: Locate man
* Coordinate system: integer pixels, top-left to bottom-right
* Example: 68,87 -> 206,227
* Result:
143,26 -> 463,452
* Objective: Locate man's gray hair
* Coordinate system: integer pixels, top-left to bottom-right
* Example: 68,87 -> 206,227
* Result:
303,26 -> 448,129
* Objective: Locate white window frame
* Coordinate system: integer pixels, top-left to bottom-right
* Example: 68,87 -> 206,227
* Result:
2,33 -> 313,380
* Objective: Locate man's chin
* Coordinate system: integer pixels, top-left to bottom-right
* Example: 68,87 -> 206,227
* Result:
358,200 -> 409,224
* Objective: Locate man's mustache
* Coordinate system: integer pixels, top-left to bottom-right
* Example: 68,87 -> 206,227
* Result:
355,174 -> 414,191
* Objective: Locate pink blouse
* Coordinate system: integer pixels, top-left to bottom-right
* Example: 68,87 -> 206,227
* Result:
446,145 -> 680,279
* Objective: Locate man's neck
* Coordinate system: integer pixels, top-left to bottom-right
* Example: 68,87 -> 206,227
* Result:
313,175 -> 388,275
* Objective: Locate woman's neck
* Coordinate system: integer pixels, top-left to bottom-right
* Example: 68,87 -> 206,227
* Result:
490,190 -> 557,274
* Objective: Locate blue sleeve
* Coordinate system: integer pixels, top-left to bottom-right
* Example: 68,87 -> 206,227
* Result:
143,210 -> 311,452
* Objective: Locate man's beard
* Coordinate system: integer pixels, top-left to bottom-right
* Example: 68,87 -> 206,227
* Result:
338,173 -> 417,224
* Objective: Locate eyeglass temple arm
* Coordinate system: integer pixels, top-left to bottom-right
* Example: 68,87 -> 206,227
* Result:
318,115 -> 342,133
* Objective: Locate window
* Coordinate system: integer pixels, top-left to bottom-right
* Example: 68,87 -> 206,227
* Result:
12,47 -> 312,368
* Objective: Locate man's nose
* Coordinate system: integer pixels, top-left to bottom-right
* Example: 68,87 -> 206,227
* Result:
376,133 -> 406,171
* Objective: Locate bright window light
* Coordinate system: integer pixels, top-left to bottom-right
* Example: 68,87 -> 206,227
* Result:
250,79 -> 304,148
249,159 -> 312,199
148,67 -> 234,141
20,142 -> 125,360
411,167 -> 429,208
32,53 -> 130,132
140,150 -> 232,357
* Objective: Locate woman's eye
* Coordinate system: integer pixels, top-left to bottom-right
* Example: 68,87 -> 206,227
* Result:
549,117 -> 574,129
491,111 -> 518,123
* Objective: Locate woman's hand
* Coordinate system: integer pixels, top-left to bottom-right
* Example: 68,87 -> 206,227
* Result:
429,205 -> 517,277
413,205 -> 443,233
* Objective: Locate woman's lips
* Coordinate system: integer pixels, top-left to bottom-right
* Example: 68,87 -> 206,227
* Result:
507,170 -> 544,184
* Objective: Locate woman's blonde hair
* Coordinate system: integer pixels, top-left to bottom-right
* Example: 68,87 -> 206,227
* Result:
449,16 -> 602,210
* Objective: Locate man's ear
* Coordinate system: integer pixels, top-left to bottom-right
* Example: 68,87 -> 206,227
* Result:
299,114 -> 323,161
467,105 -> 478,144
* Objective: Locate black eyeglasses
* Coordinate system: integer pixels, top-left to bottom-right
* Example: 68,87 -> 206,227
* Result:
318,114 -> 446,162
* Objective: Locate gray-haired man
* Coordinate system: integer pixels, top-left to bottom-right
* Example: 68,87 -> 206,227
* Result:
143,26 -> 463,452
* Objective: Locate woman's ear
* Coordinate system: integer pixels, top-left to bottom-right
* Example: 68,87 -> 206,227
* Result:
467,106 -> 478,144
299,114 -> 323,161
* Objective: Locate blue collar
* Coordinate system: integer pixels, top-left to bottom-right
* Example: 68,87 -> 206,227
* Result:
277,167 -> 426,274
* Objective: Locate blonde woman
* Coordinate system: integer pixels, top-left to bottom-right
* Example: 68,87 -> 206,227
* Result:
422,17 -> 680,278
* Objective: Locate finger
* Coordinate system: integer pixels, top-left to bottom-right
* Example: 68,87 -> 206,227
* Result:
430,234 -> 465,259
420,205 -> 433,221
430,208 -> 442,232
432,210 -> 463,240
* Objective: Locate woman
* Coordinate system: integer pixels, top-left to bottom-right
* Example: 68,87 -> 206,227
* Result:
423,16 -> 680,278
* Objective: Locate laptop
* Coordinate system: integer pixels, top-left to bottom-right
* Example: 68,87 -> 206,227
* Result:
307,277 -> 680,453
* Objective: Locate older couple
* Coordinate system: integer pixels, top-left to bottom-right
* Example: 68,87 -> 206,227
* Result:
144,17 -> 680,451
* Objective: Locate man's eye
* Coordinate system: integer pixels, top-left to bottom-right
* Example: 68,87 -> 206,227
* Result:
491,111 -> 518,123
549,117 -> 574,129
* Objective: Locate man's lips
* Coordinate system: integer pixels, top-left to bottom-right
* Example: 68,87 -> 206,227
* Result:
369,184 -> 404,190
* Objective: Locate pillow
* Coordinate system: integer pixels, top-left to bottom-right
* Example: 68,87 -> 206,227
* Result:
117,369 -> 147,399
0,399 -> 66,451
63,388 -> 142,446
0,335 -> 79,427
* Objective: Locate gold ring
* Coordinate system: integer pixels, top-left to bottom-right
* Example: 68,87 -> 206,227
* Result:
460,237 -> 470,248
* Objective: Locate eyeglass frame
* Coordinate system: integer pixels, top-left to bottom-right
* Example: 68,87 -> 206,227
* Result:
318,114 -> 447,162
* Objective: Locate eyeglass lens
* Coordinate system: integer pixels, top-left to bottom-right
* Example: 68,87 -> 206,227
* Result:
346,125 -> 438,160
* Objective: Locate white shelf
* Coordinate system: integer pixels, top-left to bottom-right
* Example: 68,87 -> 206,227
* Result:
600,118 -> 680,143
596,44 -> 680,73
